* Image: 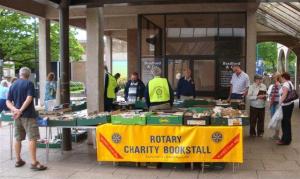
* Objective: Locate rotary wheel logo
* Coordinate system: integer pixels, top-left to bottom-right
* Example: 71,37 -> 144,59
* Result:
156,88 -> 163,95
211,132 -> 223,143
112,133 -> 122,144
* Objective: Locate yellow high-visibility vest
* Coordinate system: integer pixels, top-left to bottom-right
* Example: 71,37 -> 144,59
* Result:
148,77 -> 170,103
107,74 -> 117,99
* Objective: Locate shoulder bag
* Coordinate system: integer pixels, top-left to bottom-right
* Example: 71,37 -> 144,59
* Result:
283,82 -> 299,103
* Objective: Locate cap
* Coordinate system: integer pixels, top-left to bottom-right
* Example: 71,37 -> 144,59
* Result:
254,74 -> 263,80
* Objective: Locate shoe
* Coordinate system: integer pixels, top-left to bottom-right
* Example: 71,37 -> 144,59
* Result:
276,141 -> 289,145
270,136 -> 280,141
258,134 -> 264,137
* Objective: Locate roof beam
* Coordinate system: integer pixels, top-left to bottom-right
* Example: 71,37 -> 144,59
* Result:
70,0 -> 257,7
0,0 -> 48,18
286,2 -> 300,13
258,7 -> 300,37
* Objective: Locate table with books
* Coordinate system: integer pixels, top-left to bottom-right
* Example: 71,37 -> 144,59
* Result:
95,106 -> 249,172
1,98 -> 249,171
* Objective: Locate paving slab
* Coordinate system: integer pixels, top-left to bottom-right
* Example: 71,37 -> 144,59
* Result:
31,169 -> 75,179
166,169 -> 200,179
113,167 -> 172,177
262,159 -> 300,171
68,172 -> 128,179
257,171 -> 300,179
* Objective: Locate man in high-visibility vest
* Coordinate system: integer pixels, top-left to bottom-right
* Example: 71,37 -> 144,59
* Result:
104,67 -> 118,111
144,67 -> 174,111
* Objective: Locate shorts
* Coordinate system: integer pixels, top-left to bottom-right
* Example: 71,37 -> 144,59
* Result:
14,117 -> 40,141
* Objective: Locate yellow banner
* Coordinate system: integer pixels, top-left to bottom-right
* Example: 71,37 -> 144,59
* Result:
96,124 -> 243,163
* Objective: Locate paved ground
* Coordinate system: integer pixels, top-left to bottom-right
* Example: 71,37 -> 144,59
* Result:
1,102 -> 300,179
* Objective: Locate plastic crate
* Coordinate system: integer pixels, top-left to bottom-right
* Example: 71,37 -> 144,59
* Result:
111,114 -> 146,125
77,115 -> 111,126
48,119 -> 77,127
71,102 -> 87,112
134,100 -> 147,109
211,117 -> 249,126
203,162 -> 226,170
56,130 -> 87,142
1,113 -> 13,122
37,139 -> 61,148
160,163 -> 187,169
147,114 -> 183,125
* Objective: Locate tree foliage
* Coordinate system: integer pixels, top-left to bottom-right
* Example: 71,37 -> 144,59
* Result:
257,42 -> 278,73
50,22 -> 84,61
288,51 -> 297,77
0,9 -> 84,70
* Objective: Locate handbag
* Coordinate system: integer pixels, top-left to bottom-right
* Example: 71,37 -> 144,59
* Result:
283,82 -> 299,103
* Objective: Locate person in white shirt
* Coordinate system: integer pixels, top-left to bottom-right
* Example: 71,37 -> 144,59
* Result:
247,75 -> 267,137
277,72 -> 295,145
228,65 -> 250,100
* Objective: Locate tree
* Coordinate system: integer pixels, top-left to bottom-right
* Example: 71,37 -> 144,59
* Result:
0,9 -> 84,70
0,9 -> 35,69
50,22 -> 84,61
257,42 -> 278,73
287,51 -> 297,77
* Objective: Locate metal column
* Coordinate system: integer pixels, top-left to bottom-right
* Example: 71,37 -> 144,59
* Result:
59,0 -> 72,151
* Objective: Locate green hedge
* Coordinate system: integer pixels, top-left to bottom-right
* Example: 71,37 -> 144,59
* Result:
70,81 -> 85,92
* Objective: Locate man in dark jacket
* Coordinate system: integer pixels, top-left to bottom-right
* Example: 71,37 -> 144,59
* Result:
176,68 -> 196,99
124,72 -> 145,102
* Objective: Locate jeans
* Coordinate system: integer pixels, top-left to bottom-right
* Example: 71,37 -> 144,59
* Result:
231,93 -> 243,100
281,103 -> 294,144
270,102 -> 279,117
0,99 -> 8,112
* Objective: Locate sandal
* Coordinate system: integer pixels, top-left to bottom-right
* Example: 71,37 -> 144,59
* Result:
15,159 -> 26,167
30,161 -> 47,171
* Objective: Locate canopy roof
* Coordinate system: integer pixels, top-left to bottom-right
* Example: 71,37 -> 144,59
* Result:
257,2 -> 300,39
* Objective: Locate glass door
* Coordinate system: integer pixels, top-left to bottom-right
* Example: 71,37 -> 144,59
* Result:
167,58 -> 216,97
167,59 -> 190,89
193,60 -> 216,94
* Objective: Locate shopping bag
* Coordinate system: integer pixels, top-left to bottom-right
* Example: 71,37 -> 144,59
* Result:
268,106 -> 283,129
45,99 -> 56,111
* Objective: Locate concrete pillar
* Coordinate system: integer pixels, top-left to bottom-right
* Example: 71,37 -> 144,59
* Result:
285,50 -> 290,72
104,35 -> 112,72
38,18 -> 51,106
246,5 -> 257,82
86,7 -> 105,113
127,29 -> 138,78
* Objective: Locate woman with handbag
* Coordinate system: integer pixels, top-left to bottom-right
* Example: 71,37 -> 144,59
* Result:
277,72 -> 297,145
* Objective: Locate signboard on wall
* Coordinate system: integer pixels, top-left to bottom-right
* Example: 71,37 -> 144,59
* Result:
217,59 -> 243,99
219,61 -> 240,88
141,58 -> 162,84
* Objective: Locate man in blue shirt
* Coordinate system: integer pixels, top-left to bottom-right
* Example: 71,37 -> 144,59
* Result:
176,68 -> 196,99
6,67 -> 47,171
